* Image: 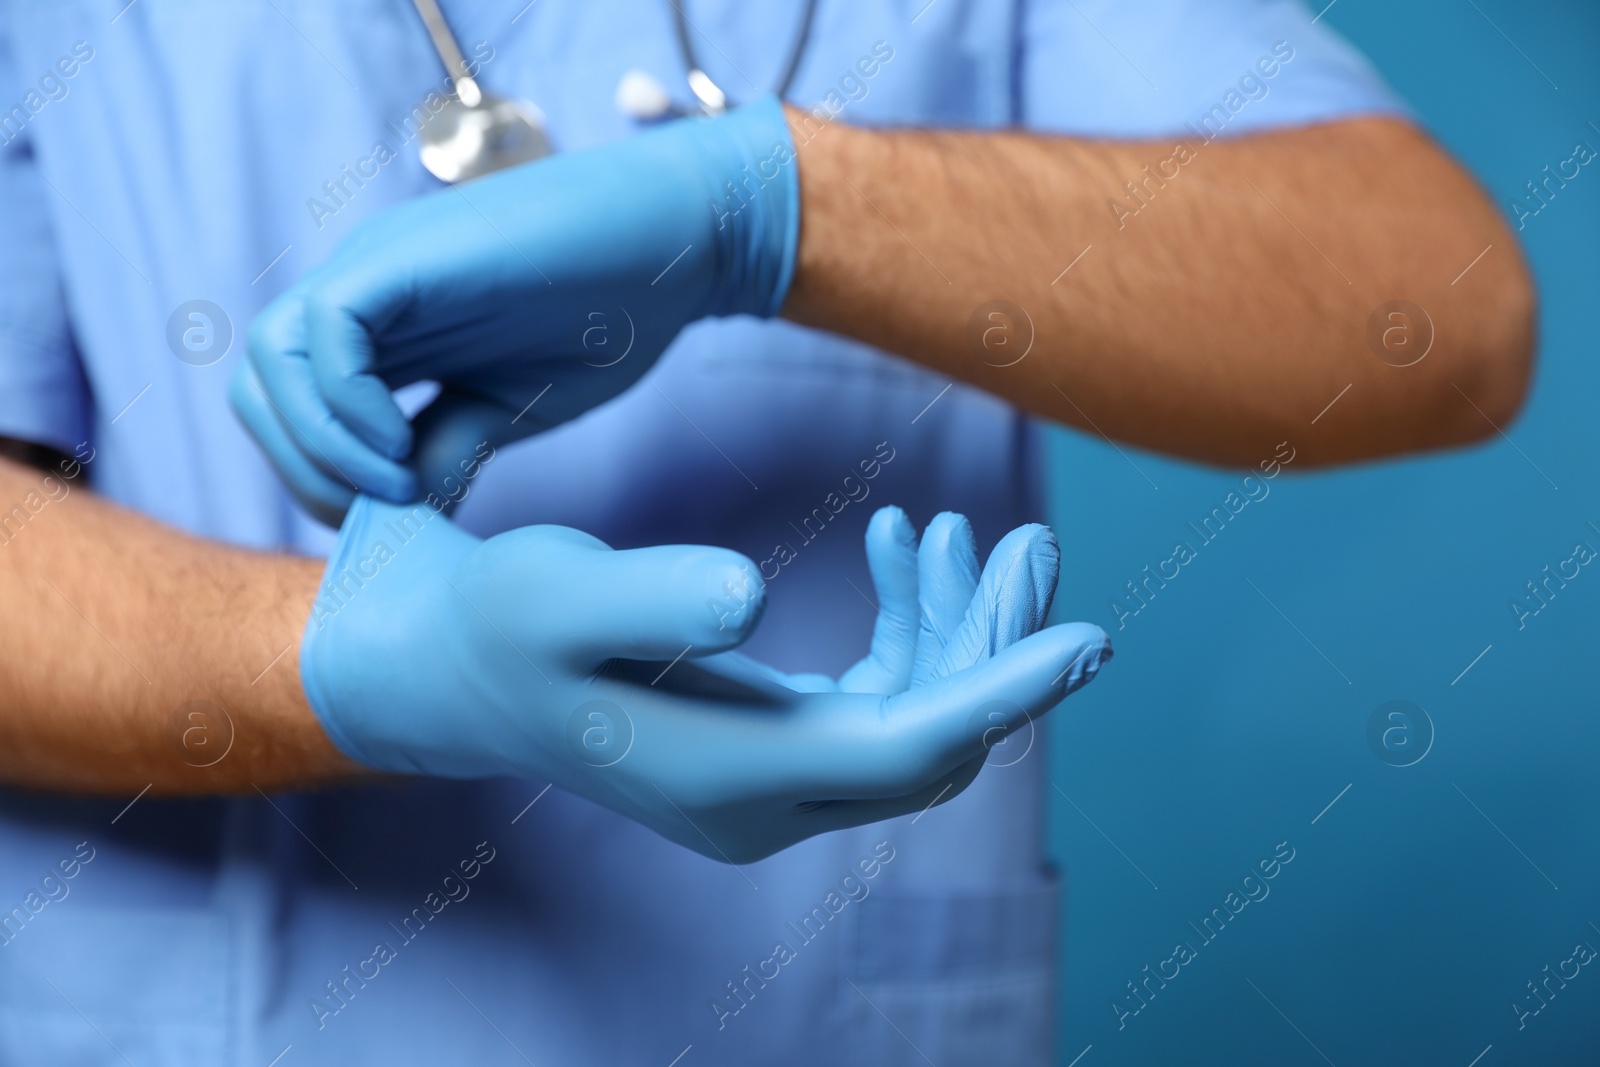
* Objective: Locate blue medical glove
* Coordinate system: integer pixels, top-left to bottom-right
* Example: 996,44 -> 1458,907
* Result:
768,507 -> 1069,823
233,97 -> 798,525
756,507 -> 1063,696
304,498 -> 1110,863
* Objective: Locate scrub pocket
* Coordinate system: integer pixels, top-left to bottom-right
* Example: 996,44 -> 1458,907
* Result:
0,908 -> 230,1064
835,878 -> 1060,1066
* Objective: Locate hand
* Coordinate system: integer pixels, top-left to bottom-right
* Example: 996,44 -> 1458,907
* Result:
233,97 -> 799,525
302,500 -> 1111,862
733,505 -> 1064,696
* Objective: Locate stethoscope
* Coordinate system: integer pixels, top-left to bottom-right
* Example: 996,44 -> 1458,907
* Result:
616,0 -> 819,120
408,0 -> 818,184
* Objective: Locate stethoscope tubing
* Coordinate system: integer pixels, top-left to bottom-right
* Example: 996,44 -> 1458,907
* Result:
667,0 -> 818,111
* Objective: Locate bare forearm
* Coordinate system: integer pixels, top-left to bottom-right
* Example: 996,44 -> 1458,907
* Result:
783,114 -> 1535,467
0,456 -> 359,794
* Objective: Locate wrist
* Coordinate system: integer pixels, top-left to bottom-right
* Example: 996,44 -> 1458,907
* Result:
772,100 -> 872,328
225,553 -> 372,790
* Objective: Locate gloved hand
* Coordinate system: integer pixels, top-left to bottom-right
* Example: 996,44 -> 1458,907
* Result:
233,97 -> 798,525
733,506 -> 1060,694
304,500 -> 1110,862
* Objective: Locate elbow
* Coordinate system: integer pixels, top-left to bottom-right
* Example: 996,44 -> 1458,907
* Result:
1304,244 -> 1536,469
1335,122 -> 1540,460
1444,248 -> 1538,445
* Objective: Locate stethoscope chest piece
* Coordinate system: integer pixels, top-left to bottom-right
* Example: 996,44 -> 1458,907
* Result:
417,93 -> 552,183
408,0 -> 553,182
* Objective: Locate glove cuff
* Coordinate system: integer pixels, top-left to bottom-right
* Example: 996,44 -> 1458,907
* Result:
702,95 -> 800,319
298,494 -> 478,771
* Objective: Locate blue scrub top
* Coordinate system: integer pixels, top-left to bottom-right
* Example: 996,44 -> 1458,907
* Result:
0,2 -> 1398,1063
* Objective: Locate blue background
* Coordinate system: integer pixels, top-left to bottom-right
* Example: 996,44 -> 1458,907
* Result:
1046,1 -> 1600,1062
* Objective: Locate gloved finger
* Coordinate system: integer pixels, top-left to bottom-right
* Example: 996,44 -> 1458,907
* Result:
910,511 -> 980,686
264,359 -> 420,503
689,651 -> 842,695
837,506 -> 919,694
794,750 -> 986,836
303,261 -> 418,462
780,621 -> 1111,801
782,672 -> 840,694
407,388 -> 521,516
930,523 -> 1060,680
885,621 -> 1109,793
229,363 -> 357,526
247,290 -> 419,502
471,530 -> 768,665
